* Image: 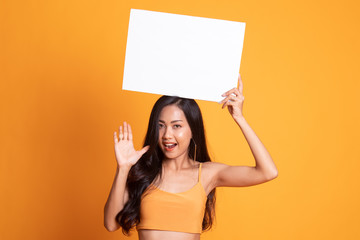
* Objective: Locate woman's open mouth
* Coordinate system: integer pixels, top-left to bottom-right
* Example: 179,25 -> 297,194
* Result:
163,143 -> 177,151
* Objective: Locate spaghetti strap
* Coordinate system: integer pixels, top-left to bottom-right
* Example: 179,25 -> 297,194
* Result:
198,163 -> 202,182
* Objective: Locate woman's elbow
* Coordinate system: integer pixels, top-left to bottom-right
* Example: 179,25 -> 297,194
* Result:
266,169 -> 278,181
104,223 -> 120,232
104,217 -> 121,232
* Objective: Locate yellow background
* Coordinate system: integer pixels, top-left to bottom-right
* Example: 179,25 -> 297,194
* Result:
1,0 -> 359,239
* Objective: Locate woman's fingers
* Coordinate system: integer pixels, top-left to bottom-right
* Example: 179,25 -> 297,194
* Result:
139,145 -> 150,156
128,123 -> 133,141
123,122 -> 128,140
117,122 -> 133,141
218,74 -> 245,119
114,131 -> 118,143
238,74 -> 243,94
119,125 -> 123,140
220,95 -> 234,108
222,95 -> 239,109
222,87 -> 239,97
222,99 -> 233,109
220,95 -> 237,108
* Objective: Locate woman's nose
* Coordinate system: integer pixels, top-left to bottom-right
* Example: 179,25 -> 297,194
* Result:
162,127 -> 172,139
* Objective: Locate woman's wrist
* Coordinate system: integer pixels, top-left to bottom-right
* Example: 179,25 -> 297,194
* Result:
117,164 -> 132,173
234,115 -> 246,125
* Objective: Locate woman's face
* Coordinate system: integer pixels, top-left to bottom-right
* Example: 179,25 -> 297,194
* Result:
158,104 -> 192,160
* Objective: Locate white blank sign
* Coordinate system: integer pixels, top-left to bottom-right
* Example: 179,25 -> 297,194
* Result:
122,9 -> 246,102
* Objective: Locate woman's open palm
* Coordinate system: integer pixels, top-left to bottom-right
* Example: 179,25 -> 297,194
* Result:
113,122 -> 149,168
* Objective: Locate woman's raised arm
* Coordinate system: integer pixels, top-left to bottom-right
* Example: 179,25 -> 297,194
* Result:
104,122 -> 149,232
214,74 -> 278,188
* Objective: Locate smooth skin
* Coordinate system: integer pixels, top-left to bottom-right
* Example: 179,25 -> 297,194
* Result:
104,74 -> 278,240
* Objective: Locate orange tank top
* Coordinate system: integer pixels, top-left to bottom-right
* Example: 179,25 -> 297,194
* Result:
136,163 -> 207,234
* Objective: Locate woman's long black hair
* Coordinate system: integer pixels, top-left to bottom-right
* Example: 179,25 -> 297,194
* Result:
115,96 -> 216,235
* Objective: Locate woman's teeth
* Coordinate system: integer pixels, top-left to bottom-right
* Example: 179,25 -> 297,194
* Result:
164,143 -> 177,149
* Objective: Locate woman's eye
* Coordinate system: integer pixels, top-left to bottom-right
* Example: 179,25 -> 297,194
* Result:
158,123 -> 164,128
174,124 -> 181,128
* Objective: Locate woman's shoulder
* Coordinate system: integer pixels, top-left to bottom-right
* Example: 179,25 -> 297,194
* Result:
200,161 -> 230,179
202,161 -> 229,170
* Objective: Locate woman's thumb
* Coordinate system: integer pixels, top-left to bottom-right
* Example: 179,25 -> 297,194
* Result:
139,145 -> 150,155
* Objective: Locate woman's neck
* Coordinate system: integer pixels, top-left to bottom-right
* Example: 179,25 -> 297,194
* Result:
162,156 -> 196,171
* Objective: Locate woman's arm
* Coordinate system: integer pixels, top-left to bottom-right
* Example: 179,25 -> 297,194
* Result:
213,74 -> 278,188
104,122 -> 149,232
104,165 -> 130,232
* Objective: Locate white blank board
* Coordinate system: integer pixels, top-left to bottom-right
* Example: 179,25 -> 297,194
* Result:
122,9 -> 246,102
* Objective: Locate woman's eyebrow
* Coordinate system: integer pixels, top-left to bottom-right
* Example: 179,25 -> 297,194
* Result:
158,120 -> 183,123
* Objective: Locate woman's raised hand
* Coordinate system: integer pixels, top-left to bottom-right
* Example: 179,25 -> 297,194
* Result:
219,74 -> 245,120
113,122 -> 149,168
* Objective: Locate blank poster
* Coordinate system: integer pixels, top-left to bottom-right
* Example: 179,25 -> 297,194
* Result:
122,9 -> 246,102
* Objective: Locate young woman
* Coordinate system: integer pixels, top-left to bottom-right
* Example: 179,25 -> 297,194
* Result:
104,75 -> 278,240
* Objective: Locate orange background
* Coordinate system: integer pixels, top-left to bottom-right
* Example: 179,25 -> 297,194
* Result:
1,0 -> 359,239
